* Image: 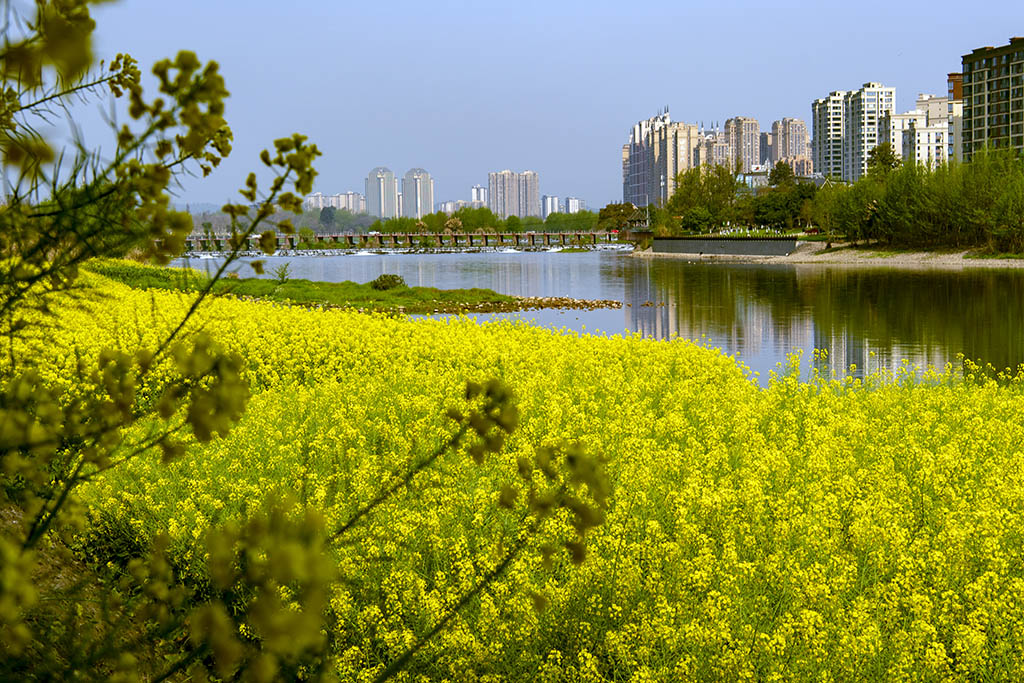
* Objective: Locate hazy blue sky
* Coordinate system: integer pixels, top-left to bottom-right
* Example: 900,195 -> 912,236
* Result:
86,0 -> 1023,210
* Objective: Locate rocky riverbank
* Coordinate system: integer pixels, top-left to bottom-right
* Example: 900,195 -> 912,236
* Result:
390,296 -> 622,315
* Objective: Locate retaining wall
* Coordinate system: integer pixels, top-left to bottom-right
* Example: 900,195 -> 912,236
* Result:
653,237 -> 798,256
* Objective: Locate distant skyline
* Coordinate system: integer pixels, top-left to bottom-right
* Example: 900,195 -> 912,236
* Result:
82,1 -> 1023,209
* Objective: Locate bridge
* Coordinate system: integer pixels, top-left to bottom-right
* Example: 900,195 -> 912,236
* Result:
183,231 -> 620,252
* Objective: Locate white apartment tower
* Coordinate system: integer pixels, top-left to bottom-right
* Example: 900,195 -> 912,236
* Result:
365,167 -> 398,218
401,168 -> 434,219
488,170 -> 518,219
486,170 -> 540,219
564,197 -> 586,214
303,191 -> 366,213
812,91 -> 847,179
842,82 -> 896,182
542,195 -> 559,218
470,184 -> 488,205
518,171 -> 541,218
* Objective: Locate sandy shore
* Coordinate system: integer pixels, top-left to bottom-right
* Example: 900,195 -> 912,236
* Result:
633,241 -> 1024,269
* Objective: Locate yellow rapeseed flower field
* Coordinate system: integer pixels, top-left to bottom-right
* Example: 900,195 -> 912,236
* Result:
32,275 -> 1024,681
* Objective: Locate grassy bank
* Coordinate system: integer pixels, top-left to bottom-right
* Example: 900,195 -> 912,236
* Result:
23,275 -> 1024,681
85,258 -> 517,313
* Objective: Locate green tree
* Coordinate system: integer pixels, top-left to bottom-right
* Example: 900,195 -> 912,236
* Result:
453,206 -> 501,232
597,202 -> 636,231
665,166 -> 738,232
318,205 -> 336,228
545,210 -> 599,232
298,226 -> 317,246
505,215 -> 522,232
867,142 -> 902,177
768,160 -> 795,187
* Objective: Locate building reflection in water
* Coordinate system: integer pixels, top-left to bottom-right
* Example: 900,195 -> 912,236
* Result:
622,260 -> 1024,379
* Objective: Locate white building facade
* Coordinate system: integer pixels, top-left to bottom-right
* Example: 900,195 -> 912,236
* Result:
542,195 -> 559,219
365,167 -> 398,219
488,169 -> 541,218
812,91 -> 847,179
303,191 -> 366,213
401,168 -> 434,219
564,197 -> 586,214
842,82 -> 896,182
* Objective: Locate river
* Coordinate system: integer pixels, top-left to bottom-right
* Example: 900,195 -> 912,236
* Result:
176,248 -> 1024,382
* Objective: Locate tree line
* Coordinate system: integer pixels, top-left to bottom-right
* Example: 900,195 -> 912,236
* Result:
814,147 -> 1024,252
640,147 -> 1024,253
362,206 -> 600,234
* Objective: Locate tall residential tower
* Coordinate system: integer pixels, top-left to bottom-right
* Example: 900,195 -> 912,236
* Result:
487,170 -> 540,218
622,110 -> 701,206
812,83 -> 896,182
401,168 -> 434,219
725,116 -> 760,172
365,167 -> 398,219
961,37 -> 1024,158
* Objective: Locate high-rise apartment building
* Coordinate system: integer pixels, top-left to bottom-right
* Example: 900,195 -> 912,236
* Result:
622,110 -> 701,206
812,83 -> 895,182
564,197 -> 586,214
812,91 -> 847,179
961,37 -> 1024,158
771,118 -> 811,163
488,170 -> 518,219
542,195 -> 559,219
842,83 -> 896,182
518,171 -> 541,218
470,184 -> 488,205
724,116 -> 760,173
693,129 -> 732,169
487,170 -> 540,218
401,168 -> 434,219
365,167 -> 398,218
303,191 -> 366,213
438,199 -> 473,214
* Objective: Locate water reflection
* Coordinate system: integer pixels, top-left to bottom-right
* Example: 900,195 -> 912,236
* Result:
622,260 -> 1024,378
178,252 -> 1024,380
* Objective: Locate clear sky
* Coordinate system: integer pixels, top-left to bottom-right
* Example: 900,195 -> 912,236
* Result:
86,0 -> 1023,210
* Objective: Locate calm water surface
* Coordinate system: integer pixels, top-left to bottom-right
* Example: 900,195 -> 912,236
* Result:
178,249 -> 1024,381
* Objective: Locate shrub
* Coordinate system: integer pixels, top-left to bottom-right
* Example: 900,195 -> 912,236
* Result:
370,273 -> 406,290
